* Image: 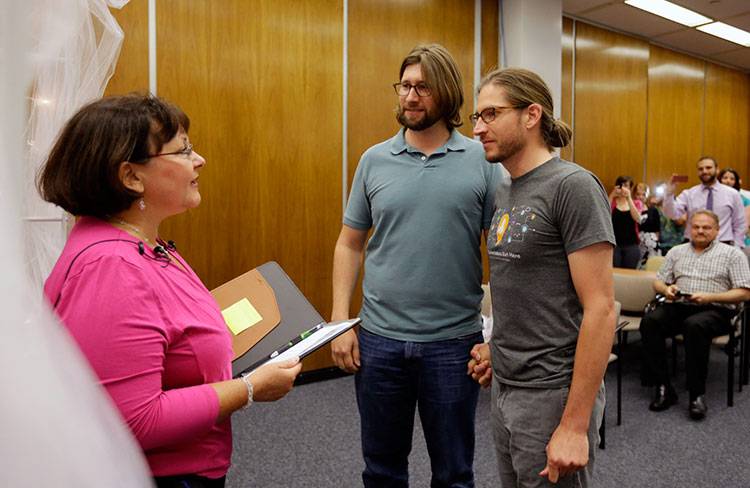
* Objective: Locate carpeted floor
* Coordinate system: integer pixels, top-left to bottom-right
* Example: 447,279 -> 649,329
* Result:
229,338 -> 750,487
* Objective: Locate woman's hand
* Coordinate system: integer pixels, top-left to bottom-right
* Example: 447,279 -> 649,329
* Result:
251,358 -> 302,402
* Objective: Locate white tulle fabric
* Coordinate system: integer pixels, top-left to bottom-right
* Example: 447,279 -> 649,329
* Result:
1,1 -> 153,486
24,0 -> 129,289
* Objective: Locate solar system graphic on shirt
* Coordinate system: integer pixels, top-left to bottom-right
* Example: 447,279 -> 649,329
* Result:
489,206 -> 537,249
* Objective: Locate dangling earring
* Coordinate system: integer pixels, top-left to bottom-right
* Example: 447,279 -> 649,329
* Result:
139,198 -> 146,211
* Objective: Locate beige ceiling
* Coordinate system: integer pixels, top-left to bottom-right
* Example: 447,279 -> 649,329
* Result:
563,0 -> 750,72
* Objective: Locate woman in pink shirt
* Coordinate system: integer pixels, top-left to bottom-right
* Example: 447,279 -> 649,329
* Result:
39,94 -> 301,488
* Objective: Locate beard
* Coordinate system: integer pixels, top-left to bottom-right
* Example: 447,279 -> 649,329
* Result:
700,172 -> 716,184
485,125 -> 526,163
396,104 -> 442,131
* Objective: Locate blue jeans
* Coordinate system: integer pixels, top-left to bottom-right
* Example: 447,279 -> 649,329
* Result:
355,328 -> 482,488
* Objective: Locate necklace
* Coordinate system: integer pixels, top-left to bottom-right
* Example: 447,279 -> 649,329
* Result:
111,217 -> 156,246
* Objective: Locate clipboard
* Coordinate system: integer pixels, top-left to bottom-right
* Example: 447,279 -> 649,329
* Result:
211,261 -> 328,377
245,318 -> 360,374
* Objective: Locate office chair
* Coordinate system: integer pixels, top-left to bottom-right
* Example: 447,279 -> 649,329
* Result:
671,303 -> 745,407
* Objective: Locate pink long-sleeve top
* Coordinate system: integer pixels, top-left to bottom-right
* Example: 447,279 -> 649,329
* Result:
44,217 -> 234,478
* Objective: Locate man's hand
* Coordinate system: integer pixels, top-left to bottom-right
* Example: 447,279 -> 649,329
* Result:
688,292 -> 713,305
467,343 -> 492,387
666,174 -> 679,195
665,284 -> 679,301
539,424 -> 589,484
331,328 -> 360,373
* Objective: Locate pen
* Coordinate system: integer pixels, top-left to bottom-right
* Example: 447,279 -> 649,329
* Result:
268,322 -> 325,359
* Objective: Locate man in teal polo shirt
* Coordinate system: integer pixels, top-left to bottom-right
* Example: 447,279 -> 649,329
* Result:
330,44 -> 500,487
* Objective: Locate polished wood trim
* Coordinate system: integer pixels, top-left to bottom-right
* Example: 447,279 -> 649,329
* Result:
560,16 -> 574,161
481,0 -> 499,76
480,0 -> 499,284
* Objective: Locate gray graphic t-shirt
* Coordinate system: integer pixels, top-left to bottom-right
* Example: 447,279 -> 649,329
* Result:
488,157 -> 615,388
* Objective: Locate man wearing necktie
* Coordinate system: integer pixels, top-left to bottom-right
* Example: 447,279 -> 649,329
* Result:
664,156 -> 746,247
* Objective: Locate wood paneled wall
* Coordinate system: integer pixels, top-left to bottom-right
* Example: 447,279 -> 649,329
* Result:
347,0 -> 477,186
572,22 -> 649,190
106,0 -> 148,95
160,0 -> 343,371
646,46 -> 704,186
105,5 -> 750,371
108,1 -> 497,371
562,19 -> 750,191
704,63 -> 750,173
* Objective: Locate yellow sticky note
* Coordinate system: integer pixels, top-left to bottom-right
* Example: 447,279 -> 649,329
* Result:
221,298 -> 263,335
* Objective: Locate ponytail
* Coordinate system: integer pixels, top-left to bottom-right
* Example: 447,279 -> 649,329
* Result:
543,119 -> 572,148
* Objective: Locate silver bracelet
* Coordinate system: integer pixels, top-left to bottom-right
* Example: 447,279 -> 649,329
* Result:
241,373 -> 254,410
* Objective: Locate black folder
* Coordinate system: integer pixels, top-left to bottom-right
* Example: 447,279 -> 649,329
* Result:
211,261 -> 327,377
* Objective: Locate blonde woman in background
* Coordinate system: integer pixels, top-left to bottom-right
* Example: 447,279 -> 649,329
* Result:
636,183 -> 661,267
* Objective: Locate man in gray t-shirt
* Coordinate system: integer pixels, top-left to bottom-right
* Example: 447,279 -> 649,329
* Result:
468,68 -> 615,487
487,159 -> 614,388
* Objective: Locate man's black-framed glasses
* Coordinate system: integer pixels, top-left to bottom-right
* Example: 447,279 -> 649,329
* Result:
469,106 -> 520,126
393,82 -> 432,97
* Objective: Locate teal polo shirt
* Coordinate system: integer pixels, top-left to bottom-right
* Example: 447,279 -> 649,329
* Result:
344,128 -> 501,342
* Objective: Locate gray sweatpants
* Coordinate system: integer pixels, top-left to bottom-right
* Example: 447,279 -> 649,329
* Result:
490,379 -> 605,488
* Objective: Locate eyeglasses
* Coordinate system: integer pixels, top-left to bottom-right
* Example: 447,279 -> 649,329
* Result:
393,82 -> 432,97
146,143 -> 194,160
469,106 -> 521,126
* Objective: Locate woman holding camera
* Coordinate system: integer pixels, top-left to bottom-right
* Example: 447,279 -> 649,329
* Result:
610,175 -> 644,268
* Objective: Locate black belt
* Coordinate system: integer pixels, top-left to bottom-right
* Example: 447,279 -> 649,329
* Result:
154,475 -> 226,488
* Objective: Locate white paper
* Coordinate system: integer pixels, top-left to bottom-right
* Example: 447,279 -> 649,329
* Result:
264,319 -> 359,366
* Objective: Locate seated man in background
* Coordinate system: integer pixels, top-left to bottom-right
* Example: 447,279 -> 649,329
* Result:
640,210 -> 750,420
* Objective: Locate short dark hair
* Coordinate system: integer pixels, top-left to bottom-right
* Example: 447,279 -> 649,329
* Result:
399,44 -> 464,129
38,93 -> 189,218
718,168 -> 741,191
691,210 -> 719,227
615,175 -> 634,188
698,156 -> 717,167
